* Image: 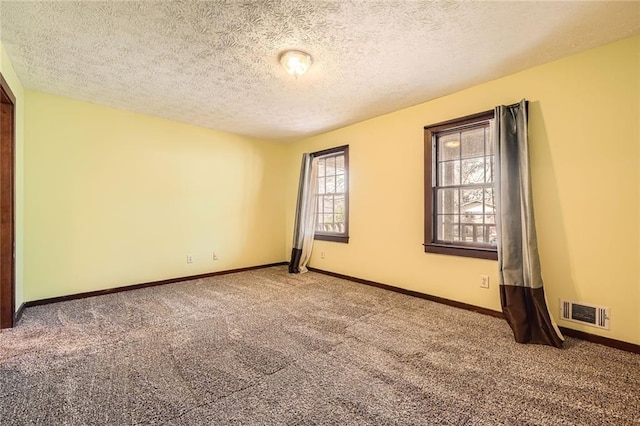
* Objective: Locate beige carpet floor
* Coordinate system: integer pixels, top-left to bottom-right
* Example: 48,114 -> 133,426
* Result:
0,266 -> 638,425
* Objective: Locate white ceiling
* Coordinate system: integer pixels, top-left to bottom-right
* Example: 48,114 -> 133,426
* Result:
1,1 -> 639,142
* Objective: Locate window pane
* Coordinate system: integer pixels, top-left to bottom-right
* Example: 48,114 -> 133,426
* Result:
336,155 -> 344,174
439,133 -> 460,161
438,160 -> 460,186
461,158 -> 485,185
326,176 -> 335,193
323,195 -> 333,214
461,127 -> 485,158
462,224 -> 478,242
318,160 -> 325,177
336,175 -> 345,192
323,214 -> 333,224
487,225 -> 497,245
334,195 -> 345,215
437,214 -> 459,242
485,214 -> 495,224
461,188 -> 484,213
461,214 -> 484,224
484,188 -> 494,214
437,188 -> 459,215
316,196 -> 323,215
325,157 -> 336,176
461,216 -> 486,243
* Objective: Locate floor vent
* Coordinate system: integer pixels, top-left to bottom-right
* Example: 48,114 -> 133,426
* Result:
560,299 -> 609,330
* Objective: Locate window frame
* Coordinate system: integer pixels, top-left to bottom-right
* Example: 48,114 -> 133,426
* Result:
424,110 -> 497,260
312,145 -> 349,244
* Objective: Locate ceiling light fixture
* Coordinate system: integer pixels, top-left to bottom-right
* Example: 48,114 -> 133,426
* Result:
280,50 -> 313,77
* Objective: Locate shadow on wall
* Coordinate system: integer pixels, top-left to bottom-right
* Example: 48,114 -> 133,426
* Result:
528,101 -> 576,315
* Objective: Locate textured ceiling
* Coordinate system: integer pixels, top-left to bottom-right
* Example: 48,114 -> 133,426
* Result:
1,1 -> 639,142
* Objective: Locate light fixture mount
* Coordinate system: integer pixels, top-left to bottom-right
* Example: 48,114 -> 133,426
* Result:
280,50 -> 313,77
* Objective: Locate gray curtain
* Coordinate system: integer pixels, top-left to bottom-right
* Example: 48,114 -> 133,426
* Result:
494,99 -> 564,348
289,153 -> 318,274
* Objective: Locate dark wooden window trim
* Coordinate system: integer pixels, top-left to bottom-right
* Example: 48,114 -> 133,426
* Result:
0,72 -> 16,328
312,145 -> 349,244
424,110 -> 497,260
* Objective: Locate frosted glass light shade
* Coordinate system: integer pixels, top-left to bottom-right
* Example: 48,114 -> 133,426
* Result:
280,50 -> 312,77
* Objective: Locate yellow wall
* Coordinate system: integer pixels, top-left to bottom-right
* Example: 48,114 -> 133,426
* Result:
0,43 -> 25,312
24,91 -> 285,300
10,35 -> 640,345
286,35 -> 640,345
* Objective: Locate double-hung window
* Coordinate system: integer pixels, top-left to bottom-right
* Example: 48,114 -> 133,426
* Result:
313,145 -> 349,243
424,111 -> 497,260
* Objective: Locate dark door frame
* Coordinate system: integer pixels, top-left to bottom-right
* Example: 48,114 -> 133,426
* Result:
0,72 -> 16,329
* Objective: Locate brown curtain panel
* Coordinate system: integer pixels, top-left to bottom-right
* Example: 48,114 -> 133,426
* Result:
494,100 -> 564,348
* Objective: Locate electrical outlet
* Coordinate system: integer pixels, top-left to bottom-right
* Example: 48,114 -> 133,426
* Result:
213,252 -> 219,261
320,251 -> 325,259
480,275 -> 490,289
187,254 -> 194,264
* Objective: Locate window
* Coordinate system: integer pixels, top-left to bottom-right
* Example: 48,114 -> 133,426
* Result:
424,111 -> 497,260
313,145 -> 349,243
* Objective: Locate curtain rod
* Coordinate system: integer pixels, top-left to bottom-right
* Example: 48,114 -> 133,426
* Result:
504,100 -> 528,109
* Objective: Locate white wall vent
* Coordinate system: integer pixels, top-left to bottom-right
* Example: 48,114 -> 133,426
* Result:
560,299 -> 609,330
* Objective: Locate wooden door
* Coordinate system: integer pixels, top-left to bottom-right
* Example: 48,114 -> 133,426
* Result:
0,73 -> 15,329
